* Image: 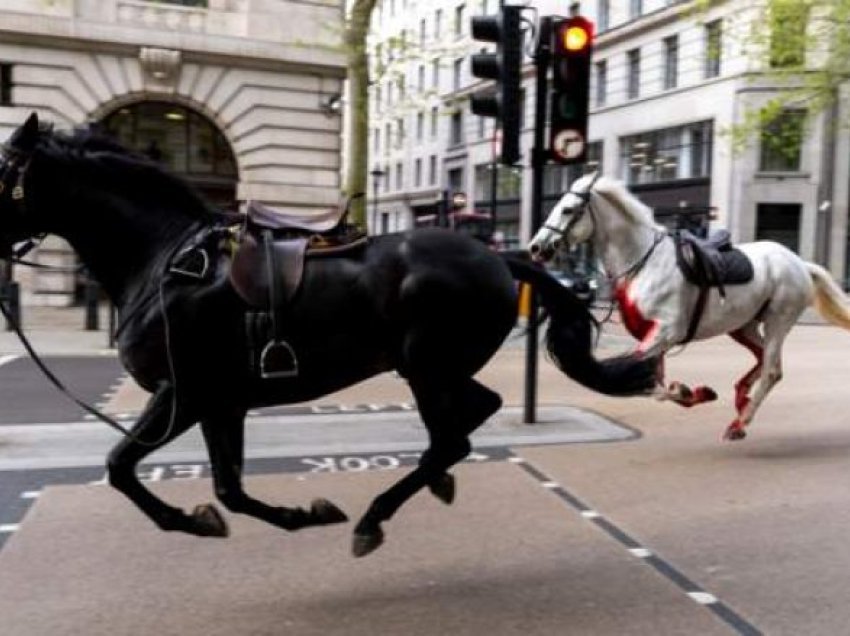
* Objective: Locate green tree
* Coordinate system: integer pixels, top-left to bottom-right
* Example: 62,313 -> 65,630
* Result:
697,0 -> 850,155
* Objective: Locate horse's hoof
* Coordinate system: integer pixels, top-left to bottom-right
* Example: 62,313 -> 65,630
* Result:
191,504 -> 229,537
310,498 -> 348,525
428,473 -> 456,505
695,386 -> 718,403
352,527 -> 384,558
722,425 -> 747,442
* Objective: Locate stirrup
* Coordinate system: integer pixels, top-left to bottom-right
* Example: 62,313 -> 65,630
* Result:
260,339 -> 299,379
170,246 -> 210,280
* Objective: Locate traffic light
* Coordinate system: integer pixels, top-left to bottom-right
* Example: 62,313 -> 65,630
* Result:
470,6 -> 523,165
549,16 -> 593,164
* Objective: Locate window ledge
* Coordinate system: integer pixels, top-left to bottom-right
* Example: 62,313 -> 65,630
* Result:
754,171 -> 809,179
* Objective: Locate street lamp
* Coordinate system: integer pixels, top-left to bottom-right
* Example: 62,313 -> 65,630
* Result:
369,167 -> 385,232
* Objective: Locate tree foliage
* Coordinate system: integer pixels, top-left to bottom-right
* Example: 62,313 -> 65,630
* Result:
696,0 -> 850,156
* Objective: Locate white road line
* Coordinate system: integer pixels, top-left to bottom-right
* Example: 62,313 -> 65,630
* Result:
0,355 -> 19,367
20,491 -> 40,499
629,547 -> 652,558
507,456 -> 525,464
541,481 -> 559,489
0,524 -> 19,533
688,591 -> 719,605
580,510 -> 601,519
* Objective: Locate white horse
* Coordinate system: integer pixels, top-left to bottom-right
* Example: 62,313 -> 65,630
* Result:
529,172 -> 850,440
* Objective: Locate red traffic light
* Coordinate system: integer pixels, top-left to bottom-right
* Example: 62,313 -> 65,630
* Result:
556,16 -> 593,54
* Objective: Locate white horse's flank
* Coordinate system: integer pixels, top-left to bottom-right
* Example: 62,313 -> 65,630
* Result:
529,173 -> 850,439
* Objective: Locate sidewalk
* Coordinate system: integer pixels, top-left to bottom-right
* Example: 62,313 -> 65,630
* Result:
0,303 -> 830,358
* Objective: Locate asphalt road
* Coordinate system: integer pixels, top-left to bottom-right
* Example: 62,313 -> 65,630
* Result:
2,326 -> 850,634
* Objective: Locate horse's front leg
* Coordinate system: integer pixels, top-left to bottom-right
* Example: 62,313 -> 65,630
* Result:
107,383 -> 227,537
200,411 -> 347,531
638,323 -> 717,408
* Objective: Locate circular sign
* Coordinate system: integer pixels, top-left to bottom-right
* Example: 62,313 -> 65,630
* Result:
552,129 -> 586,161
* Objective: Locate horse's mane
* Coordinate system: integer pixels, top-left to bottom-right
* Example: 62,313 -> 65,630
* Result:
593,176 -> 665,231
38,124 -> 227,222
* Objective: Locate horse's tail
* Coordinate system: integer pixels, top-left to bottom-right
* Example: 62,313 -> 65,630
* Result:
807,262 -> 850,331
502,254 -> 657,396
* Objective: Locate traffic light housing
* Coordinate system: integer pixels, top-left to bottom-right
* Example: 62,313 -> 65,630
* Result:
470,6 -> 523,165
549,16 -> 593,164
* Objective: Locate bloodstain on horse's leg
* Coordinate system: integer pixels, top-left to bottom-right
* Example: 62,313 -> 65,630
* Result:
729,328 -> 763,415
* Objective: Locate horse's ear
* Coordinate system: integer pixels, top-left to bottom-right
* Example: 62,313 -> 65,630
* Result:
8,112 -> 40,152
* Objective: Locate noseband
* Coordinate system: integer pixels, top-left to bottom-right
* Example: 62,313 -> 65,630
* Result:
542,172 -> 602,241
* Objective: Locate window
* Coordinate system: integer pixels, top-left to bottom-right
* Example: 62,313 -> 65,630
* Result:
373,128 -> 380,153
597,0 -> 609,32
432,58 -> 440,88
619,121 -> 713,185
395,161 -> 403,189
416,112 -> 424,141
160,0 -> 207,6
769,2 -> 808,68
418,65 -> 425,92
759,109 -> 806,172
0,64 -> 11,106
663,35 -> 678,90
431,106 -> 439,138
453,58 -> 464,91
704,20 -> 722,78
630,0 -> 642,19
595,60 -> 607,107
374,85 -> 382,113
414,158 -> 422,187
455,4 -> 466,38
478,115 -> 487,139
396,118 -> 405,148
756,203 -> 800,253
448,167 -> 464,194
435,9 -> 442,38
384,123 -> 392,156
569,3 -> 580,17
420,18 -> 427,45
627,49 -> 641,99
450,110 -> 464,145
429,155 -> 437,185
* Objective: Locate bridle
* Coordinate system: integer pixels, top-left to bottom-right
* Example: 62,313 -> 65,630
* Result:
541,171 -> 601,242
0,144 -> 49,264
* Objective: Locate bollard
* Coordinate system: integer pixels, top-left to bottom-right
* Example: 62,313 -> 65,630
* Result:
3,281 -> 20,330
84,280 -> 99,331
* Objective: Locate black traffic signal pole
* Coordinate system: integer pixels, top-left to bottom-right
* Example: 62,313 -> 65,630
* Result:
523,15 -> 554,424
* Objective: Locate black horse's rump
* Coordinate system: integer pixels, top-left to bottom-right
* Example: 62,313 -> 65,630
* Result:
0,113 -> 655,557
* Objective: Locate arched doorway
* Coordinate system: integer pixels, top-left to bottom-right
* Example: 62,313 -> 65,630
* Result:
101,101 -> 238,211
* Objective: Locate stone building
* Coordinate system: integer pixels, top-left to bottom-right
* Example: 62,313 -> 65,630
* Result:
0,0 -> 345,305
369,0 -> 850,286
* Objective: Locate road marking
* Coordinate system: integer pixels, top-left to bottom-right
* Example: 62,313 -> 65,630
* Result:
0,524 -> 19,533
20,491 -> 40,499
513,456 -> 762,636
0,355 -> 19,368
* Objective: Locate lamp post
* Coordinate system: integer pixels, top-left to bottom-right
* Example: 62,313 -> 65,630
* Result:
369,167 -> 385,231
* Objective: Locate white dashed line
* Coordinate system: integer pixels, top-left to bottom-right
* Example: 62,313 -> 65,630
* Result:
580,510 -> 601,519
0,524 -> 19,533
629,547 -> 652,558
541,481 -> 559,489
507,456 -> 525,464
20,491 -> 40,499
688,591 -> 719,605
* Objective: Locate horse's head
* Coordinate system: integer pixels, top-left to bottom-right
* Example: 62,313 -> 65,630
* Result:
0,112 -> 47,256
529,171 -> 601,261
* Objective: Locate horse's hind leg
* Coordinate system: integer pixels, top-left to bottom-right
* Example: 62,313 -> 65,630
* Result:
729,321 -> 764,415
106,383 -> 227,537
724,314 -> 793,440
352,378 -> 501,557
199,410 -> 347,530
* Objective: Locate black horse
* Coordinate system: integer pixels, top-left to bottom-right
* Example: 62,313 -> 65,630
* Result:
0,113 -> 655,556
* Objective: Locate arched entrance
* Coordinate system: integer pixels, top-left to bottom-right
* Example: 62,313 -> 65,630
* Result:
101,101 -> 238,211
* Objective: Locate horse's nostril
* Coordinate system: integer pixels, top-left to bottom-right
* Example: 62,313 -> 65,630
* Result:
552,239 -> 562,250
529,243 -> 541,255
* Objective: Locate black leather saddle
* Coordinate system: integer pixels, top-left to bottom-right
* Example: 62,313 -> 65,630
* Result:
674,229 -> 754,292
228,197 -> 367,379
